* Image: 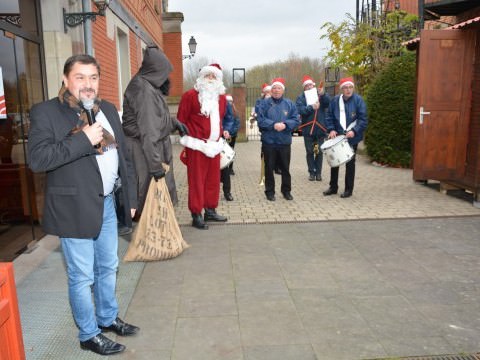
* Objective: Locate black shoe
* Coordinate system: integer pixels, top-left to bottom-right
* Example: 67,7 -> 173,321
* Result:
308,174 -> 315,181
323,187 -> 338,196
340,191 -> 353,198
118,225 -> 132,236
204,208 -> 228,222
230,168 -> 235,175
224,193 -> 234,201
192,213 -> 208,229
266,194 -> 276,201
80,334 -> 125,355
315,174 -> 322,181
99,317 -> 139,336
282,192 -> 293,200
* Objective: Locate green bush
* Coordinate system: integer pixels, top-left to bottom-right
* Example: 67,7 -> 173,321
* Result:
364,52 -> 416,168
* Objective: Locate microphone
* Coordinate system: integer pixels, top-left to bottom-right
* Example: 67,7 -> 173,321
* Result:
81,98 -> 96,126
81,98 -> 101,149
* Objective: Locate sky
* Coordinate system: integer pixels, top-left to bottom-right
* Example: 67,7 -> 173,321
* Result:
169,0 -> 358,71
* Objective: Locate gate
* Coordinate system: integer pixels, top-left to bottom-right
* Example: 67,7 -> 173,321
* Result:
246,87 -> 261,141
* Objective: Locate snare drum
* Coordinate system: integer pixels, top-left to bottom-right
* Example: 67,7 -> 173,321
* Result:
220,139 -> 236,169
320,135 -> 354,167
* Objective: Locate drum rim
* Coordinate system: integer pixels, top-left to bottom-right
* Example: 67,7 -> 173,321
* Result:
321,135 -> 347,150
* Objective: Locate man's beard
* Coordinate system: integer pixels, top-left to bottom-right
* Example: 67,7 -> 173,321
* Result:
195,77 -> 225,116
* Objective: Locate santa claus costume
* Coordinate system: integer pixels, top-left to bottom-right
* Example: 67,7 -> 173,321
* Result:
177,64 -> 234,229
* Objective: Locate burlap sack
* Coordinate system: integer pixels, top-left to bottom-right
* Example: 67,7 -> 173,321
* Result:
124,175 -> 189,262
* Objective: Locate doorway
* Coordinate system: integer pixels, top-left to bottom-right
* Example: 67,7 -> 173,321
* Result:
0,1 -> 46,261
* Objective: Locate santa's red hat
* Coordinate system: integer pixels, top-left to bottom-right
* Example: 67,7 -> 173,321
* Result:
199,63 -> 223,80
271,77 -> 285,90
339,77 -> 354,89
226,94 -> 233,102
302,75 -> 315,87
262,83 -> 271,92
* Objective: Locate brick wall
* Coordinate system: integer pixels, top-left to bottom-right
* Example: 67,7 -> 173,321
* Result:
93,16 -> 120,109
162,32 -> 183,97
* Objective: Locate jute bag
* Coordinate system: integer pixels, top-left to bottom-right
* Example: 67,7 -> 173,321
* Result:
124,172 -> 189,262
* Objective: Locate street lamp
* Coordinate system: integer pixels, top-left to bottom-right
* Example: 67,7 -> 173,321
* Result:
182,36 -> 197,60
63,0 -> 110,33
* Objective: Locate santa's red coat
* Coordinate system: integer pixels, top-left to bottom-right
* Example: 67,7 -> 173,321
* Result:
177,89 -> 228,213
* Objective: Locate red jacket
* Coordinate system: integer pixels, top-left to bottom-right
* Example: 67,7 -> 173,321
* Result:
177,89 -> 227,141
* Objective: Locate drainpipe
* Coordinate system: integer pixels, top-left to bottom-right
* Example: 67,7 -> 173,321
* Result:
418,0 -> 425,30
83,0 -> 93,55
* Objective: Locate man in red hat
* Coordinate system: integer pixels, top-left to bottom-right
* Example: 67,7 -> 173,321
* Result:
257,77 -> 300,201
323,77 -> 368,198
295,75 -> 331,181
177,63 -> 234,229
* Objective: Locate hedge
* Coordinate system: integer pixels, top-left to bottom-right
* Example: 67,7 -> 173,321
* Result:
364,52 -> 417,168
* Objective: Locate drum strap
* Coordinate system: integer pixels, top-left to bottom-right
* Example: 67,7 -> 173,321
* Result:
298,110 -> 327,135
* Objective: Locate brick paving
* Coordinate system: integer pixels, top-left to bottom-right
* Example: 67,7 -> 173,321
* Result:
172,138 -> 480,225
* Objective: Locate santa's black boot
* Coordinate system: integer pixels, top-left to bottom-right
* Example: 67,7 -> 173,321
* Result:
204,208 -> 227,222
192,213 -> 208,229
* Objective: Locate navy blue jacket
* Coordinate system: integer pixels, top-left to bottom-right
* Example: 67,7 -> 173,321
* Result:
257,96 -> 300,146
325,93 -> 368,146
223,103 -> 240,137
295,91 -> 331,137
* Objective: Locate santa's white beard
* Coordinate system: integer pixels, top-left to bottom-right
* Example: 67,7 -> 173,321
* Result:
195,77 -> 225,116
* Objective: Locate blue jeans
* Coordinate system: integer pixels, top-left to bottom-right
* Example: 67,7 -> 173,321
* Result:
303,135 -> 324,175
61,194 -> 119,341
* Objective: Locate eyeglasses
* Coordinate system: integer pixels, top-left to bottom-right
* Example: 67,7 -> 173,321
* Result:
342,86 -> 354,90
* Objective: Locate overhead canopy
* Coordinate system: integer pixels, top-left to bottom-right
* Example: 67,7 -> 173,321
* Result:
425,0 -> 479,16
403,16 -> 480,50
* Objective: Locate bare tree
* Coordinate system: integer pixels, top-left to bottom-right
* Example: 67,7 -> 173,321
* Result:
183,57 -> 232,90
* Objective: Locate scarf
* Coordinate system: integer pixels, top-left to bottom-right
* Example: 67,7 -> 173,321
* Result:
339,94 -> 347,131
59,85 -> 117,154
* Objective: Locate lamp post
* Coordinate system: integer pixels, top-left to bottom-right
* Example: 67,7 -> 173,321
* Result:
63,0 -> 110,33
182,36 -> 197,60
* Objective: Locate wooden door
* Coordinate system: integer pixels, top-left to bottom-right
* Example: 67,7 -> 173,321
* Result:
413,29 -> 475,180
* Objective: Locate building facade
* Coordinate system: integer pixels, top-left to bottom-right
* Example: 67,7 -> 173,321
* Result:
0,0 -> 186,260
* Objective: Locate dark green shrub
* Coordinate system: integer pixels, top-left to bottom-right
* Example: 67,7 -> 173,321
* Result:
364,52 -> 416,168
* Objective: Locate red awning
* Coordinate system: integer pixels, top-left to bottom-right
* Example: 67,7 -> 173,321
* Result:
403,16 -> 480,49
447,16 -> 480,29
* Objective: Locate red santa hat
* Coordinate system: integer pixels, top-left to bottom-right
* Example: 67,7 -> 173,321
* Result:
271,77 -> 285,90
302,75 -> 315,88
226,94 -> 233,102
199,63 -> 223,80
339,77 -> 354,89
262,83 -> 272,92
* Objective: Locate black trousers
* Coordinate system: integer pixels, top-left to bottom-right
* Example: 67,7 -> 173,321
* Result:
220,136 -> 236,194
263,144 -> 291,195
329,144 -> 358,192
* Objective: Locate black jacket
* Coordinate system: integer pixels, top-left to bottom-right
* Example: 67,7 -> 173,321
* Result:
28,97 -> 137,238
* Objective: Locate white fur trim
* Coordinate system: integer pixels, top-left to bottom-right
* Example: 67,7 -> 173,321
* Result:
302,79 -> 315,87
199,65 -> 223,80
339,81 -> 354,89
271,81 -> 285,89
179,136 -> 224,158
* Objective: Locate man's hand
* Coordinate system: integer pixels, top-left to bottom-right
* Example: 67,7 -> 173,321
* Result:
223,130 -> 231,140
345,130 -> 355,138
175,120 -> 189,137
274,122 -> 286,132
318,81 -> 325,95
83,122 -> 103,146
130,209 -> 136,218
151,168 -> 166,181
312,102 -> 320,110
328,130 -> 337,139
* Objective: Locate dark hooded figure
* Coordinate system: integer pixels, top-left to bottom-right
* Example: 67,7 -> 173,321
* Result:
122,46 -> 188,215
